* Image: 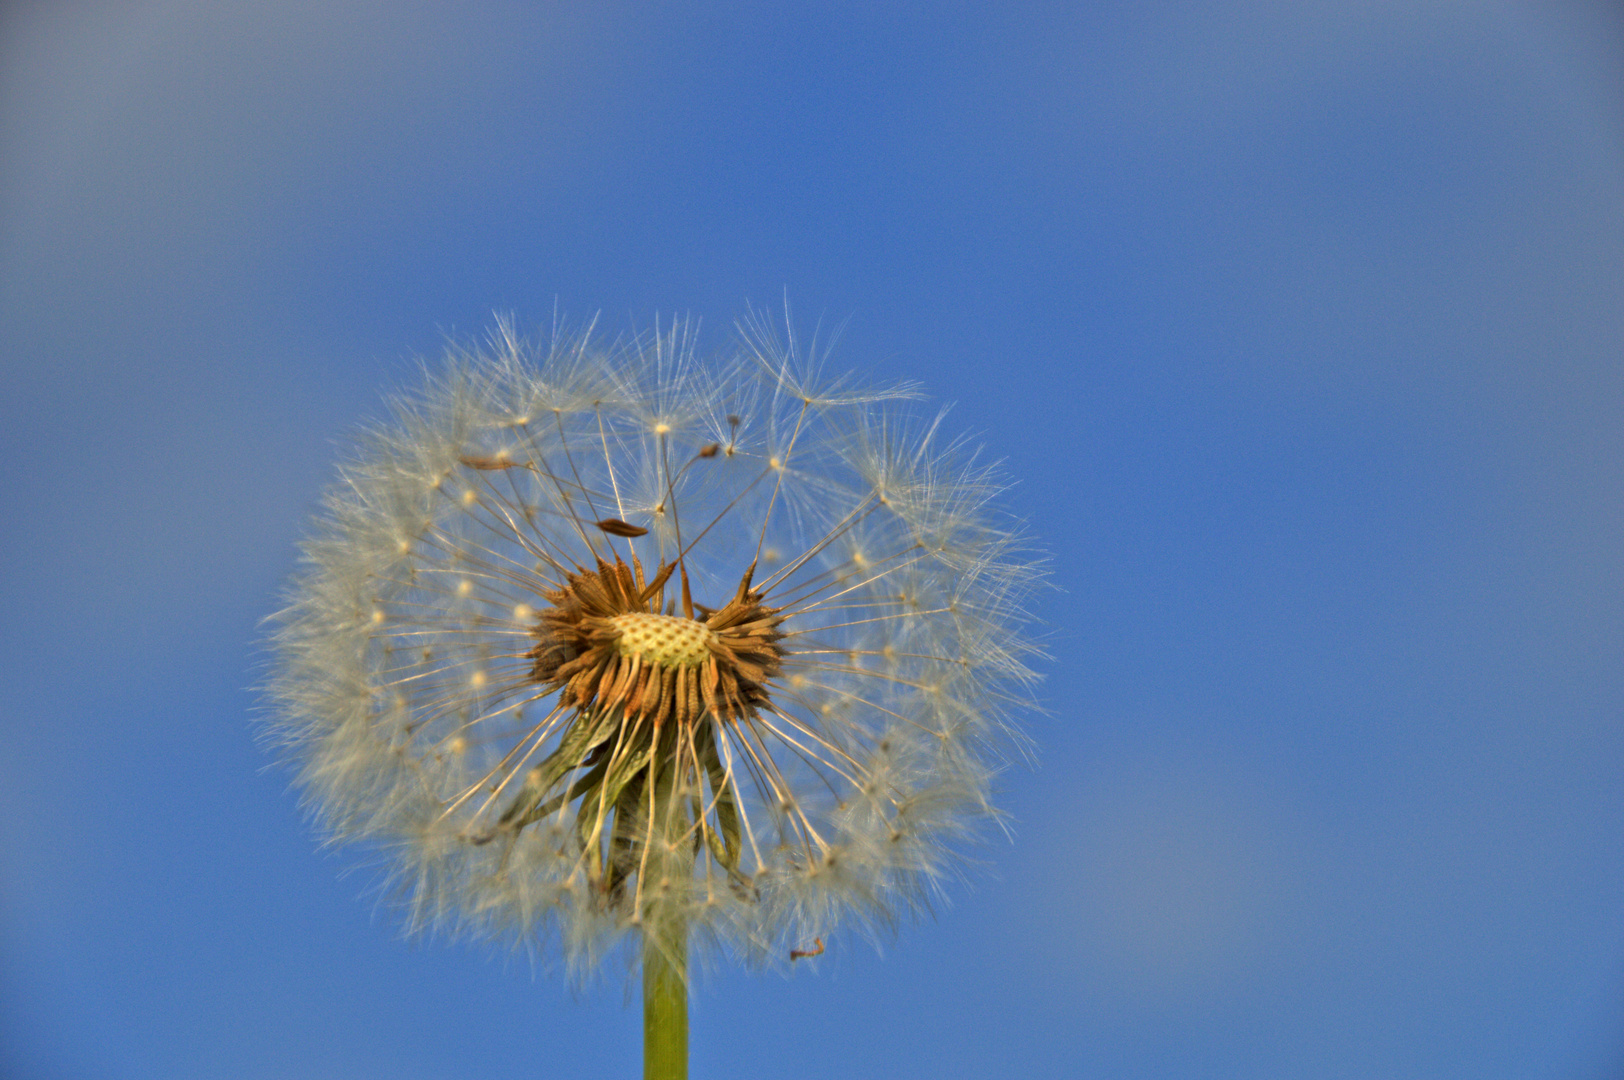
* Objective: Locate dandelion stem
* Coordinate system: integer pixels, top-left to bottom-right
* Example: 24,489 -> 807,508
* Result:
643,725 -> 690,1080
642,919 -> 688,1080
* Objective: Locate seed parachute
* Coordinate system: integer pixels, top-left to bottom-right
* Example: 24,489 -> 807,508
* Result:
265,314 -> 1042,973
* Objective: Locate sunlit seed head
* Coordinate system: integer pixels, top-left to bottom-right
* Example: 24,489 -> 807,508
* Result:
265,313 -> 1043,974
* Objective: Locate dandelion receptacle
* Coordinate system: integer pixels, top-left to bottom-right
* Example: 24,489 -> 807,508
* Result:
265,314 -> 1041,1079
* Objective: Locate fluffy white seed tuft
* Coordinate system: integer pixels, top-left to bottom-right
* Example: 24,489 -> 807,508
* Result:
264,315 -> 1042,975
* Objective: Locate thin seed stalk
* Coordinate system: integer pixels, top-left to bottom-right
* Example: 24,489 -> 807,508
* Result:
642,918 -> 687,1080
642,727 -> 691,1080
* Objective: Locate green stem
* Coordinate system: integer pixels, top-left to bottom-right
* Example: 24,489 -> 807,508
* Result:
642,726 -> 690,1080
642,921 -> 688,1080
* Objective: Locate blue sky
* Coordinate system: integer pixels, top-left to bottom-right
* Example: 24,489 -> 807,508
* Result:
2,2 -> 1621,1077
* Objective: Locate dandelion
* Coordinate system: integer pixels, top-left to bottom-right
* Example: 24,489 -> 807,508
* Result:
265,312 -> 1041,1078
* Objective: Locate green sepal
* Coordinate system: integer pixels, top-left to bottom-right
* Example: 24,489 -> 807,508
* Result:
696,722 -> 744,877
496,709 -> 618,827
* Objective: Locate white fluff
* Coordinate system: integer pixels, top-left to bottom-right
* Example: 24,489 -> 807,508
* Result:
264,313 -> 1043,976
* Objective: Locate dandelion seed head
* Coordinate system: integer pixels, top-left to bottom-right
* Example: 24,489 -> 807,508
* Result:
264,314 -> 1043,975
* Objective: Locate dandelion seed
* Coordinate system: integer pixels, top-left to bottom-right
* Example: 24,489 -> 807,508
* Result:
264,312 -> 1042,1075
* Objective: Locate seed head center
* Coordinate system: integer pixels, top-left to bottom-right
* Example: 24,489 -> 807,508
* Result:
610,612 -> 717,669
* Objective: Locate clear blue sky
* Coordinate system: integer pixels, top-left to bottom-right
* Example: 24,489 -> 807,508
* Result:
2,3 -> 1621,1077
